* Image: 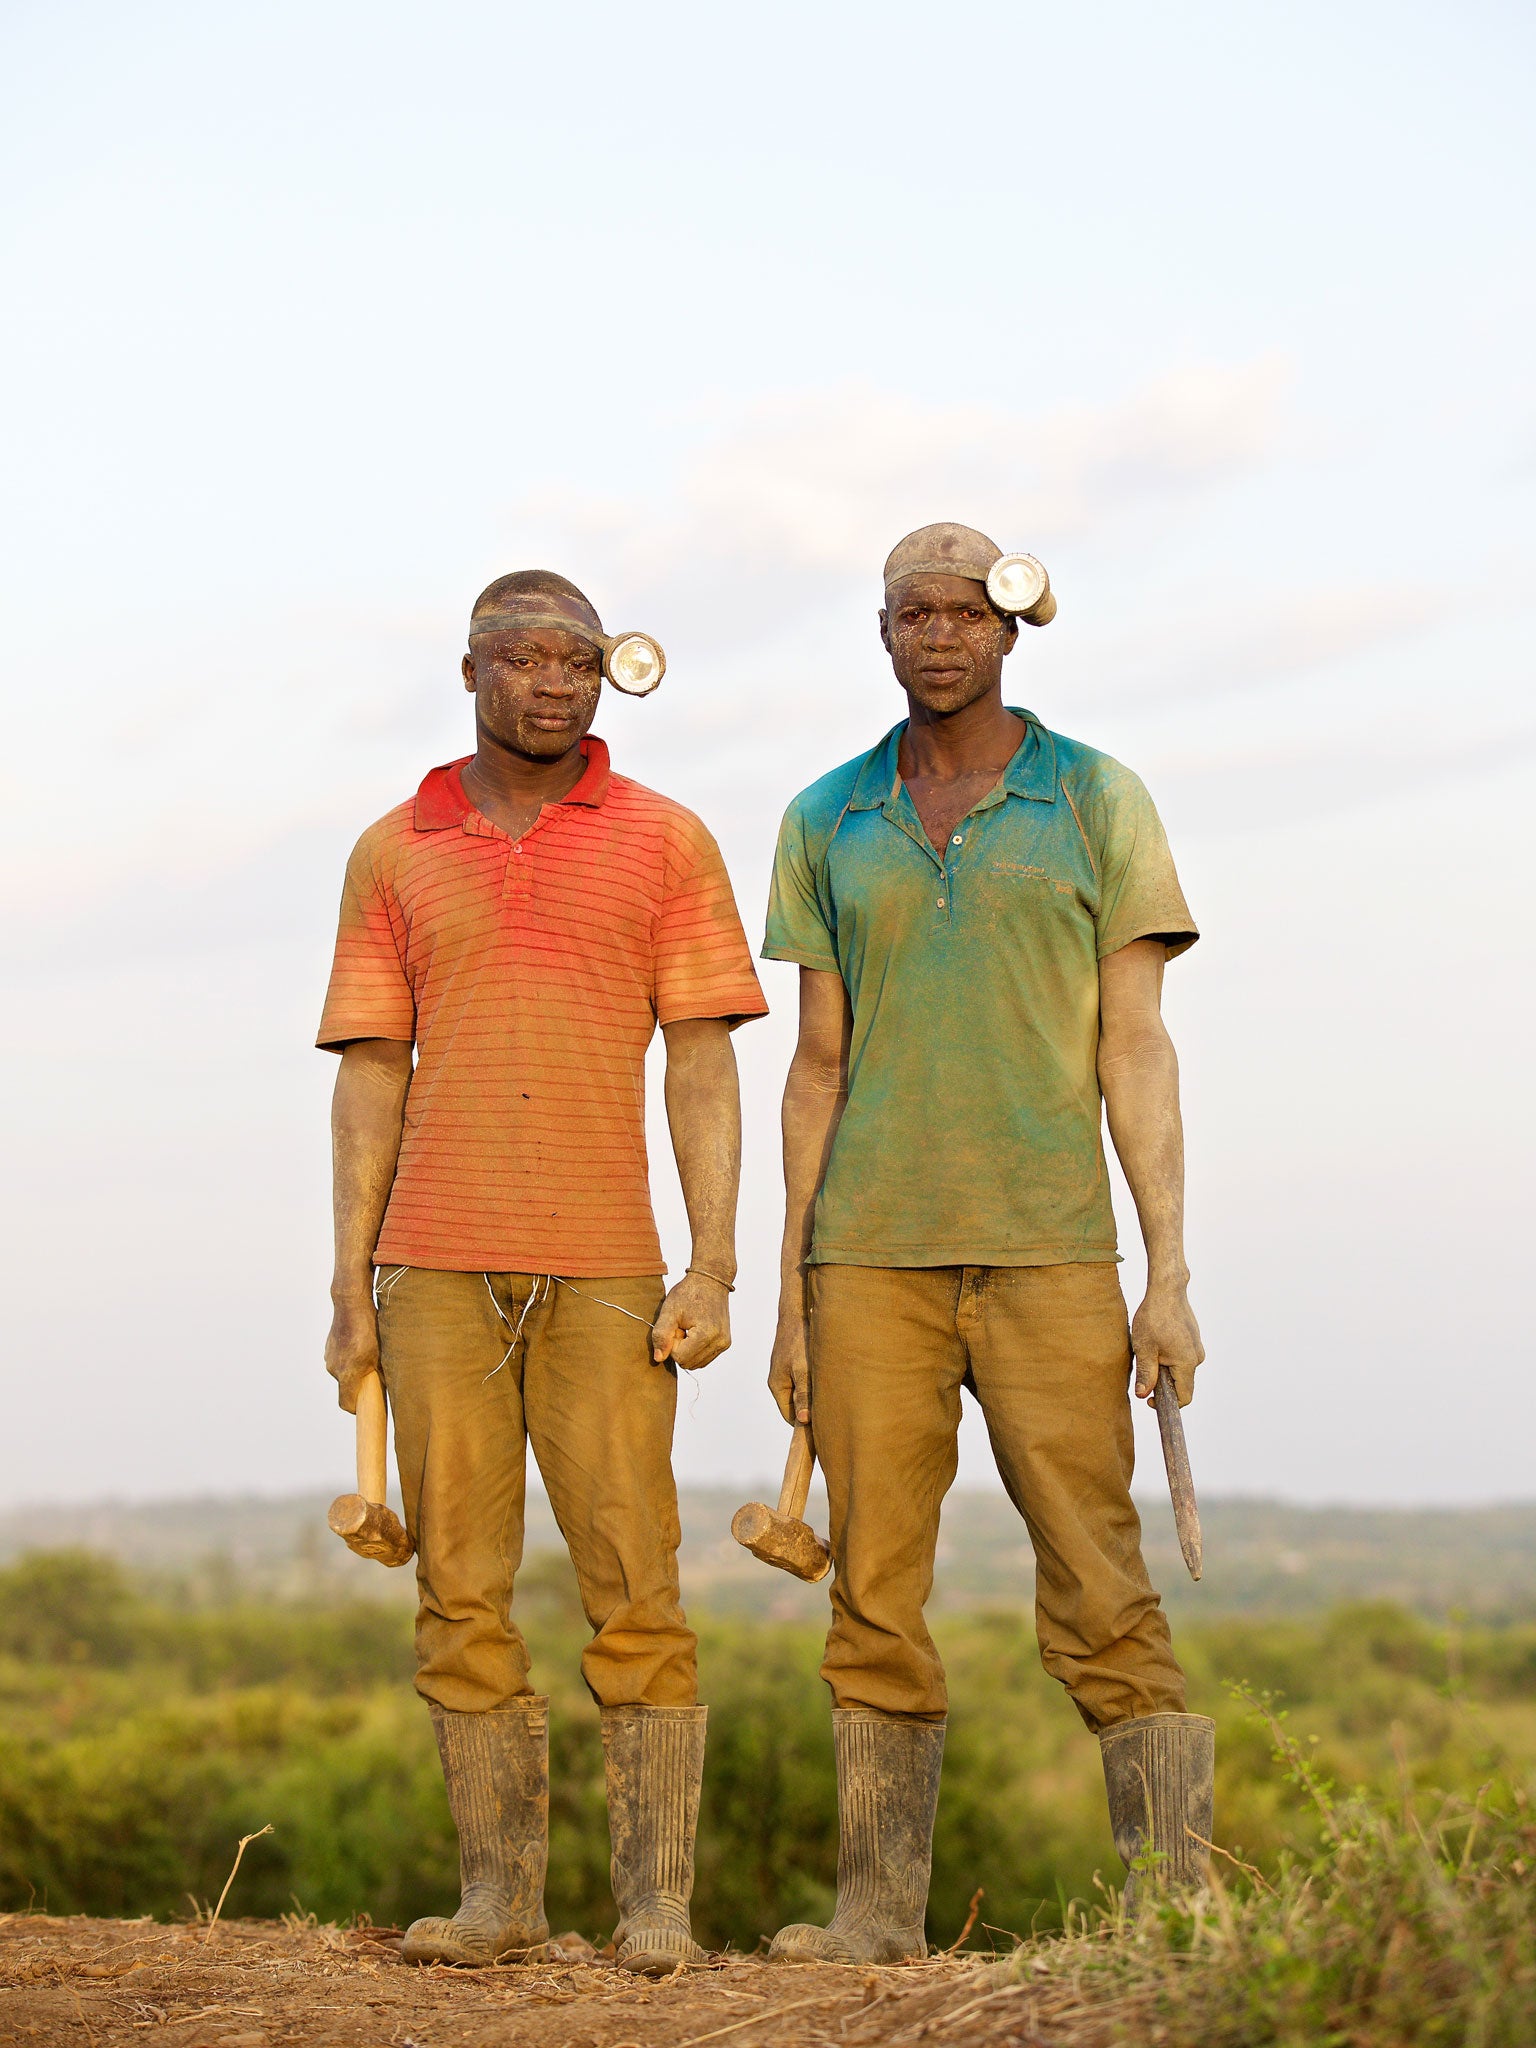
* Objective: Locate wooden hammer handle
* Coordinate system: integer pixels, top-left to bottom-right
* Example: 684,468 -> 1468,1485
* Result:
356,1371 -> 390,1505
1152,1371 -> 1203,1581
776,1422 -> 815,1521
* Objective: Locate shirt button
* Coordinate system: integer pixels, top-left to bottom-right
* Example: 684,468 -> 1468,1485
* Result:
952,834 -> 963,845
937,896 -> 946,908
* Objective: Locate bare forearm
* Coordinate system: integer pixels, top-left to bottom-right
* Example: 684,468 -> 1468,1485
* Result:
1100,1029 -> 1188,1285
1096,939 -> 1202,1404
330,1041 -> 411,1301
779,1059 -> 846,1291
663,1020 -> 742,1281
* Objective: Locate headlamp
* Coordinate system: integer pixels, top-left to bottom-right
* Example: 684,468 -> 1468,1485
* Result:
882,525 -> 1058,628
603,632 -> 666,696
467,610 -> 667,695
985,554 -> 1057,628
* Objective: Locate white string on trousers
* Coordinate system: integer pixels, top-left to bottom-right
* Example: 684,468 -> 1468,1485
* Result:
483,1272 -> 552,1379
480,1272 -> 654,1381
374,1264 -> 410,1305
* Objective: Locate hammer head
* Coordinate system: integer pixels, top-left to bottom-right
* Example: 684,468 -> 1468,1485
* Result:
327,1492 -> 415,1568
731,1500 -> 832,1583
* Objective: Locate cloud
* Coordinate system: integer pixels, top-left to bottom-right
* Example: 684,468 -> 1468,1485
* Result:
1144,718 -> 1536,836
1055,580 -> 1443,710
501,360 -> 1294,634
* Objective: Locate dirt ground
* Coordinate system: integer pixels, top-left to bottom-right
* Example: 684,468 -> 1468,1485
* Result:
0,1916 -> 1095,2048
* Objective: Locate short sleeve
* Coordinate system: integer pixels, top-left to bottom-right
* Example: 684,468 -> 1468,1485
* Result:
762,799 -> 840,973
316,837 -> 417,1050
653,820 -> 769,1028
1088,767 -> 1199,960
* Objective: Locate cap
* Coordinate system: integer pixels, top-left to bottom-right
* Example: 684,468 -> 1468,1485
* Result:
882,522 -> 1002,591
882,522 -> 1056,628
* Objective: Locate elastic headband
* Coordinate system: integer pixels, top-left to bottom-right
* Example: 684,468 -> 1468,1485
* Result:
466,608 -> 666,695
883,555 -> 996,591
468,609 -> 606,648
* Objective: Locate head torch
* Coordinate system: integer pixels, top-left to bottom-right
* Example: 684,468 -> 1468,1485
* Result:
467,610 -> 667,696
984,554 -> 1057,627
883,523 -> 1057,628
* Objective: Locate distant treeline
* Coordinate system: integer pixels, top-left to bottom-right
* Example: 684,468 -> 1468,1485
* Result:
3,1548 -> 1534,1950
4,1493 -> 1535,1623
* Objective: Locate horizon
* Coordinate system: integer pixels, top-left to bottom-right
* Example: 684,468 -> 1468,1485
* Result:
6,1483 -> 1536,1516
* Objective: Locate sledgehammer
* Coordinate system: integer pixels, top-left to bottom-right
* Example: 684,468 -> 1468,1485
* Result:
731,1423 -> 832,1583
327,1370 -> 414,1567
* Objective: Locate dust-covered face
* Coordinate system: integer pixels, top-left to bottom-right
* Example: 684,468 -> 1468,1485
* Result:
461,604 -> 603,760
879,572 -> 1019,716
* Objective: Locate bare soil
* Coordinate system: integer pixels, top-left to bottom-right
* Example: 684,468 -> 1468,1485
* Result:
0,1916 -> 1097,2048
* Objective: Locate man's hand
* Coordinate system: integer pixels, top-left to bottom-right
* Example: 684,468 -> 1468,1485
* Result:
652,1271 -> 732,1372
768,1287 -> 811,1426
326,1294 -> 381,1414
1131,1282 -> 1205,1409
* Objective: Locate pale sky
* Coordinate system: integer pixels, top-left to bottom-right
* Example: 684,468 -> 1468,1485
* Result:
3,0 -> 1533,1509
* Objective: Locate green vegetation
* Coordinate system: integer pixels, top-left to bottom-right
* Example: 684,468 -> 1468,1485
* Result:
999,1700 -> 1536,2045
2,1548 -> 1533,1974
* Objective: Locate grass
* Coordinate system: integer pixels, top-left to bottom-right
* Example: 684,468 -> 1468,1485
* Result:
974,1697 -> 1536,2047
2,1545 -> 1534,2037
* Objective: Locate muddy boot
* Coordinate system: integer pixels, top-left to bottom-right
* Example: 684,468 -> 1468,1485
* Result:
1100,1711 -> 1216,1916
602,1705 -> 709,1975
402,1698 -> 551,1965
770,1709 -> 945,1965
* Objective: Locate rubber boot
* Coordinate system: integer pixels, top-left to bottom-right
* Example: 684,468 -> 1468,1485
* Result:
402,1698 -> 551,1964
602,1705 -> 709,1975
1099,1711 -> 1216,1916
770,1709 -> 945,1965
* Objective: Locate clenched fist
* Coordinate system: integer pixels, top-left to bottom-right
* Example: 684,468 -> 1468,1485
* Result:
652,1271 -> 732,1372
768,1291 -> 811,1426
326,1294 -> 381,1413
1132,1280 -> 1204,1408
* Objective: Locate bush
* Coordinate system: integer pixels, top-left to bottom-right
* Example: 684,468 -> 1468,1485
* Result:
0,1550 -> 1533,1957
998,1697 -> 1536,2046
0,1551 -> 137,1665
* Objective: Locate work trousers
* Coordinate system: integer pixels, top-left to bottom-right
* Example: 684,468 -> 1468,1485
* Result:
377,1266 -> 696,1714
808,1262 -> 1186,1732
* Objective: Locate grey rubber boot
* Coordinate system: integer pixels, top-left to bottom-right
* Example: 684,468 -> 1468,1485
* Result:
1099,1711 -> 1216,1915
401,1698 -> 551,1965
770,1709 -> 945,1965
602,1705 -> 709,1975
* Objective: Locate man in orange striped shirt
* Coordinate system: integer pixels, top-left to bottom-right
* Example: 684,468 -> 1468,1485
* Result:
318,570 -> 767,1971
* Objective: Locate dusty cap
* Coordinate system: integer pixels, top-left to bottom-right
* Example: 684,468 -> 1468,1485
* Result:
882,522 -> 1002,594
883,523 -> 1057,627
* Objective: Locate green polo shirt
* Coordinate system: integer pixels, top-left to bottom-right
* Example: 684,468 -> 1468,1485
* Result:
763,710 -> 1197,1268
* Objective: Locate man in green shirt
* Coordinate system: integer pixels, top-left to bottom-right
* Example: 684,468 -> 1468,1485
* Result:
763,523 -> 1214,1960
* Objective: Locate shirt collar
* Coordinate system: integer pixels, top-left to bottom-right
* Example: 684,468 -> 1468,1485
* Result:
847,710 -> 1057,812
413,736 -> 612,830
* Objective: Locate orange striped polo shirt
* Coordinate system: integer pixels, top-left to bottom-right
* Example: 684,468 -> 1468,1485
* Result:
318,739 -> 768,1275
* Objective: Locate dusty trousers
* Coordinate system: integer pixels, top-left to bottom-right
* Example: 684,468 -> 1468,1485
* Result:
377,1266 -> 695,1714
808,1262 -> 1186,1732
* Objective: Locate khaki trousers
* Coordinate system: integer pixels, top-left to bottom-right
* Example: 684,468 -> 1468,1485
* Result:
377,1266 -> 695,1714
808,1262 -> 1185,1732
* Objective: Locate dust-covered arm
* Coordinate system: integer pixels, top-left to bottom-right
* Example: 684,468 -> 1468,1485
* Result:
325,1038 -> 412,1413
770,968 -> 853,1425
1097,938 -> 1205,1407
651,1017 -> 742,1371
